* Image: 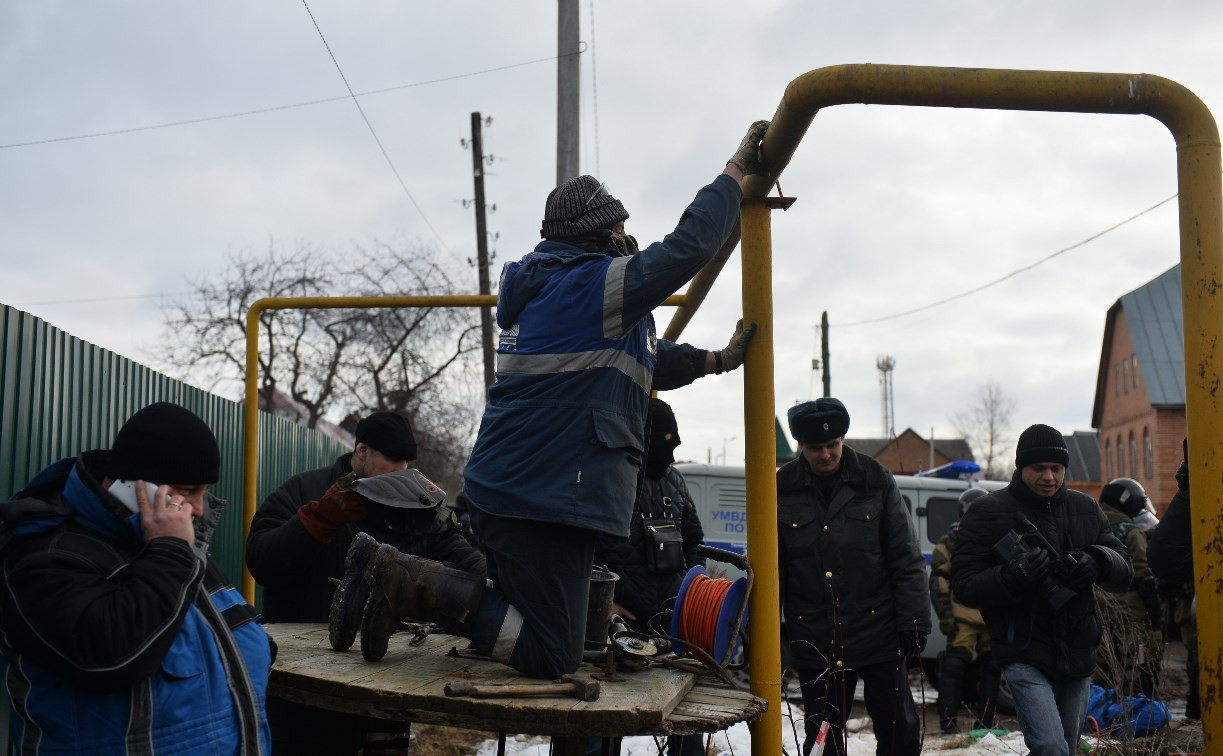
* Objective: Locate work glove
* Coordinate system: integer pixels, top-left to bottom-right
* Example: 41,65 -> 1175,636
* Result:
1061,550 -> 1099,592
1000,546 -> 1051,592
727,120 -> 770,176
899,629 -> 927,658
299,472 -> 367,543
714,319 -> 757,374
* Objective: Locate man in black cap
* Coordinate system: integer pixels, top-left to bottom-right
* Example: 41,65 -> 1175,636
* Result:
777,397 -> 928,756
953,424 -> 1132,756
246,410 -> 484,754
328,120 -> 770,684
0,402 -> 272,753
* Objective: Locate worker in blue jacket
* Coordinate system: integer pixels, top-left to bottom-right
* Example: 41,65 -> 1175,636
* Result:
0,402 -> 272,754
333,121 -> 770,678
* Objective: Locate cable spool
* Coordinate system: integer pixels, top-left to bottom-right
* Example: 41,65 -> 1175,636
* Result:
669,565 -> 749,665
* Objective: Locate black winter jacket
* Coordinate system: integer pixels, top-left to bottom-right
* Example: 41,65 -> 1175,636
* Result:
951,473 -> 1132,679
246,455 -> 486,623
777,447 -> 930,669
594,466 -> 705,624
1148,461 -> 1193,583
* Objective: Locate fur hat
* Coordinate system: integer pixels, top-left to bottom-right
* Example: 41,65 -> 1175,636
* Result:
355,411 -> 417,462
107,402 -> 220,484
1014,423 -> 1069,469
787,398 -> 850,445
540,175 -> 629,239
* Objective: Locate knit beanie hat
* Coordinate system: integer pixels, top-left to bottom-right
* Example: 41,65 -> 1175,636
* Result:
108,402 -> 220,484
787,398 -> 850,445
355,411 -> 417,462
540,175 -> 629,239
1014,423 -> 1069,469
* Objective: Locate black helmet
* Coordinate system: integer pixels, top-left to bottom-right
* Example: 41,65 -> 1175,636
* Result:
958,487 -> 988,516
1099,477 -> 1150,518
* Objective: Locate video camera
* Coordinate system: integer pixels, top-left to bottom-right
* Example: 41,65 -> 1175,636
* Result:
992,513 -> 1077,611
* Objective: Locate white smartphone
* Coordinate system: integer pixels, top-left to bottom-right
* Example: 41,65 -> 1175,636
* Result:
109,480 -> 161,514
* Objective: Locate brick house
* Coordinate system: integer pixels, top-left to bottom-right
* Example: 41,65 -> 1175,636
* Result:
846,428 -> 974,476
1091,264 -> 1186,514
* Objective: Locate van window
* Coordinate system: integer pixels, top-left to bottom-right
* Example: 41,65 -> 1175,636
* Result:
926,496 -> 961,543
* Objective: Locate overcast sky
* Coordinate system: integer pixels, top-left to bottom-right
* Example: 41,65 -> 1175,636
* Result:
3,2 -> 1219,471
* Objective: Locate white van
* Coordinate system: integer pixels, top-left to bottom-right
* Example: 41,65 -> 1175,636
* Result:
674,462 -> 1006,662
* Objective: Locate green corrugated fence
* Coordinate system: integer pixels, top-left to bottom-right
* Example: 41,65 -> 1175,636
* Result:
0,303 -> 350,585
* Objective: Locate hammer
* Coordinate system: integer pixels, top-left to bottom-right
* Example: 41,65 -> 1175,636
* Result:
444,674 -> 601,702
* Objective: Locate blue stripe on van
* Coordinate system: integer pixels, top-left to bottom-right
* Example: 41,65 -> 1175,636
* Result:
704,540 -> 747,555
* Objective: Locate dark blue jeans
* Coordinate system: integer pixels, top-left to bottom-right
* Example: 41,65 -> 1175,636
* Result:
468,507 -> 596,679
1002,662 -> 1091,756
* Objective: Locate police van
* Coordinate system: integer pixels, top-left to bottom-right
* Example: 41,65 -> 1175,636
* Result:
674,462 -> 1006,662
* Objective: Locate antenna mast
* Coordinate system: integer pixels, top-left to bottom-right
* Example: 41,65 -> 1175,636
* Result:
876,355 -> 896,438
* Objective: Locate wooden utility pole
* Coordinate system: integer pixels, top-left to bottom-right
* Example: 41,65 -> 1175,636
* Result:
469,112 -> 496,392
556,0 -> 580,183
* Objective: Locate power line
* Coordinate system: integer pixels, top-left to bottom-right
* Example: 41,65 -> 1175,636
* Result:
836,193 -> 1178,328
301,0 -> 450,253
0,47 -> 585,151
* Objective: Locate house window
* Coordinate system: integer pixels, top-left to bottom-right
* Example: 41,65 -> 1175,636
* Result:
1114,365 -> 1120,396
1132,355 -> 1140,389
1117,435 -> 1125,477
1121,360 -> 1129,394
1105,440 -> 1112,480
1130,431 -> 1138,479
1144,427 -> 1154,478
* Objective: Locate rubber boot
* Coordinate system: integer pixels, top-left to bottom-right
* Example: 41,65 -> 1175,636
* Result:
329,533 -> 396,651
938,648 -> 970,734
974,651 -> 1000,729
360,551 -> 486,662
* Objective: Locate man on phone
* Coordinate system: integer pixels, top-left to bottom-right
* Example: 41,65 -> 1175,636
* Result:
0,402 -> 272,754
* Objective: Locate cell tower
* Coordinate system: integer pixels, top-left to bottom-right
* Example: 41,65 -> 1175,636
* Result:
877,355 -> 896,439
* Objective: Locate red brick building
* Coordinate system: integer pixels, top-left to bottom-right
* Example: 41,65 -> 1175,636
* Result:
1091,265 -> 1186,514
846,428 -> 974,476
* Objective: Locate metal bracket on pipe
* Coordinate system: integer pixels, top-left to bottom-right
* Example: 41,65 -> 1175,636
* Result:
762,196 -> 797,211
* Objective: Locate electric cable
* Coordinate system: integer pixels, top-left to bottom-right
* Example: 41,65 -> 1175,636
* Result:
837,193 -> 1178,328
0,48 -> 586,151
300,0 -> 451,254
678,573 -> 733,661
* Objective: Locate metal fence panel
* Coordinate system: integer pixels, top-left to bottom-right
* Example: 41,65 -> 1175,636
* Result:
0,304 -> 349,584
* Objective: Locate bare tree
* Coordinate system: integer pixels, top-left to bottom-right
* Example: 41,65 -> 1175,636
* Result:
158,239 -> 483,481
949,380 -> 1016,479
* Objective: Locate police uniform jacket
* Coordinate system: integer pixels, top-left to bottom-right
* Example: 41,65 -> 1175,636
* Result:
777,445 -> 930,670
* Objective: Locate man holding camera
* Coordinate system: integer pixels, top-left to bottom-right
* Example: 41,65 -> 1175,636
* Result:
953,424 -> 1131,756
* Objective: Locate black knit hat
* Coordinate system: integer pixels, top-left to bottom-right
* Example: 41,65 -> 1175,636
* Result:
1014,423 -> 1069,469
355,411 -> 417,462
540,175 -> 629,239
107,402 -> 220,484
787,398 -> 850,445
648,397 -> 680,447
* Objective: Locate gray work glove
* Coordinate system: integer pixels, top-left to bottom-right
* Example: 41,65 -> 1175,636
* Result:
727,120 -> 770,176
714,319 -> 757,374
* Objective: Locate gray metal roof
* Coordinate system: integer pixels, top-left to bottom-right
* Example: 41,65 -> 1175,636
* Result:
1064,430 -> 1101,482
1121,265 -> 1185,407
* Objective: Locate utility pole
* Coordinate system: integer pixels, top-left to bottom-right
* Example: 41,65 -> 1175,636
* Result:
469,112 -> 496,393
556,0 -> 580,183
820,310 -> 831,397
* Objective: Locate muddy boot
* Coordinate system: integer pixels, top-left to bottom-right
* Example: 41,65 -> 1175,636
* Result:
360,551 -> 486,662
328,533 -> 396,651
938,648 -> 970,734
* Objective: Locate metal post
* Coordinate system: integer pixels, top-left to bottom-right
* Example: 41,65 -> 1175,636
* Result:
470,112 -> 496,392
556,0 -> 580,183
740,198 -> 782,756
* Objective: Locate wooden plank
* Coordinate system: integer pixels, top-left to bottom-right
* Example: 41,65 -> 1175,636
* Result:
265,623 -> 764,738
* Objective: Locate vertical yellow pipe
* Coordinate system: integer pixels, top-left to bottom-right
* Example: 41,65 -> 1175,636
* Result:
740,199 -> 782,756
241,303 -> 264,604
1177,132 -> 1223,748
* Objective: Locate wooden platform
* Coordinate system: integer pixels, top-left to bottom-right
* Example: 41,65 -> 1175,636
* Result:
266,623 -> 765,738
